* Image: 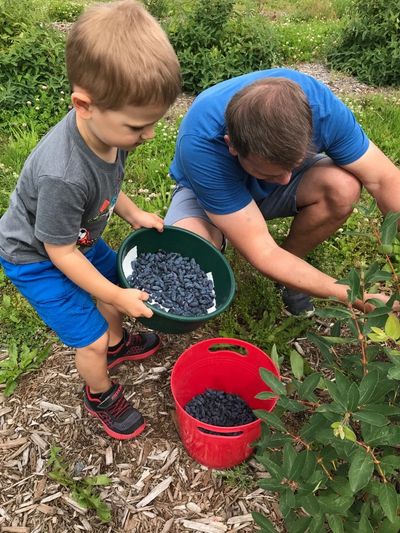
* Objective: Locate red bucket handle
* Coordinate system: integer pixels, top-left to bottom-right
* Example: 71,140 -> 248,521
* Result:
197,338 -> 279,376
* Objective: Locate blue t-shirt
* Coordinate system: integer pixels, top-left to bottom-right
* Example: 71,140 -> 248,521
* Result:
169,69 -> 369,215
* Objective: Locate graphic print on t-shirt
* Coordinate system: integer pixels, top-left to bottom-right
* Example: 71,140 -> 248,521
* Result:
77,194 -> 118,247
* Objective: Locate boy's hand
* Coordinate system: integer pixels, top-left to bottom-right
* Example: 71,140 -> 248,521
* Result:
114,287 -> 154,318
131,209 -> 164,232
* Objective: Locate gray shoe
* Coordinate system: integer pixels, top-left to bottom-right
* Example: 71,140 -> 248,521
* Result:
277,285 -> 315,317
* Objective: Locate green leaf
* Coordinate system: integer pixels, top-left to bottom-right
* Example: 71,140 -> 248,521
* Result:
253,410 -> 287,432
277,396 -> 306,413
326,514 -> 344,533
347,268 -> 361,302
388,366 -> 400,380
353,410 -> 389,426
85,475 -> 112,486
384,314 -> 400,340
380,211 -> 400,246
290,350 -> 304,380
258,478 -> 284,492
346,382 -> 360,412
270,344 -> 280,370
348,448 -> 374,492
374,482 -> 398,523
315,307 -> 352,319
298,372 -> 320,400
254,454 -> 283,478
380,454 -> 400,475
255,391 -> 278,400
358,514 -> 374,533
325,380 -> 347,410
301,493 -> 320,515
359,368 -> 380,404
251,511 -> 278,532
280,488 -> 295,518
259,368 -> 286,396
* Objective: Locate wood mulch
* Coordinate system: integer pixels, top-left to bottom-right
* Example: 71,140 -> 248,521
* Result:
1,63 -> 396,532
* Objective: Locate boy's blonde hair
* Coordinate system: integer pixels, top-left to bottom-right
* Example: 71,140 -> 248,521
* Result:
225,78 -> 314,170
66,0 -> 181,109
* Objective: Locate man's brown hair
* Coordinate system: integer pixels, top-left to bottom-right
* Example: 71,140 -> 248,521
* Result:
66,0 -> 181,109
225,78 -> 314,169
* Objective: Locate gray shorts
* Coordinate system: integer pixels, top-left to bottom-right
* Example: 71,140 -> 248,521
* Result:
164,154 -> 328,226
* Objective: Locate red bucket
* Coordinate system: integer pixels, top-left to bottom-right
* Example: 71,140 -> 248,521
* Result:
170,338 -> 280,469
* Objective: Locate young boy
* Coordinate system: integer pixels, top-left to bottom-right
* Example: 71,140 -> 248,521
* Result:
0,0 -> 181,440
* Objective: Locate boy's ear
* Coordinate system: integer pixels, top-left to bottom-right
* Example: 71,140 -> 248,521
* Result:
224,134 -> 238,156
71,91 -> 93,119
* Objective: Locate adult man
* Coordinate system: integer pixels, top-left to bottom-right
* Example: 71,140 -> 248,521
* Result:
165,69 -> 400,315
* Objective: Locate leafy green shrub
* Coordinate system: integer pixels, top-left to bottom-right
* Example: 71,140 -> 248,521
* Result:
47,0 -> 85,22
143,0 -> 170,19
326,0 -> 400,86
252,212 -> 400,532
165,0 -> 281,93
0,3 -> 69,134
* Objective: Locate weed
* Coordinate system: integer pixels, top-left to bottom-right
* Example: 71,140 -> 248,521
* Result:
0,341 -> 50,396
216,463 -> 254,489
47,446 -> 112,523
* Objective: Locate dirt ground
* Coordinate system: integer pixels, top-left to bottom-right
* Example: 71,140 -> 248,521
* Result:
0,64 -> 395,533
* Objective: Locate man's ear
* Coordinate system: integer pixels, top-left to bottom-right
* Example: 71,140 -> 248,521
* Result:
71,90 -> 93,119
224,134 -> 238,156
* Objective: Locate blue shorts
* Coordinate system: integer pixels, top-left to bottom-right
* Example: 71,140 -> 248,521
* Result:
164,154 -> 328,225
0,239 -> 118,348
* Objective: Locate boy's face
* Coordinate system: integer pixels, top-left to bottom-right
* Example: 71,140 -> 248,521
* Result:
84,101 -> 169,152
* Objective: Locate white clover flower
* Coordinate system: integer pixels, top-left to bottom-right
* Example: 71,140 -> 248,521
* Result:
35,106 -> 40,110
27,101 -> 32,106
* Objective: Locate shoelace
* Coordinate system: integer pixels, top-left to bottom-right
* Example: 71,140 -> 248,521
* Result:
124,333 -> 143,351
106,393 -> 131,418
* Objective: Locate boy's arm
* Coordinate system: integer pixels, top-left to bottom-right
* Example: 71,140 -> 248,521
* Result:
207,201 -> 392,311
44,242 -> 153,318
114,191 -> 163,231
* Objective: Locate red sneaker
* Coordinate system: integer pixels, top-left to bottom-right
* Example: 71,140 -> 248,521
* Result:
107,329 -> 160,370
83,383 -> 145,440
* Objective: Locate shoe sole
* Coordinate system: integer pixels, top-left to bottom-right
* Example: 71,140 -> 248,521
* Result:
107,340 -> 161,370
283,307 -> 316,318
84,404 -> 146,440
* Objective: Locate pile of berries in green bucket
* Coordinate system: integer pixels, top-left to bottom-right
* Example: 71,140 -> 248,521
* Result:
117,226 -> 236,333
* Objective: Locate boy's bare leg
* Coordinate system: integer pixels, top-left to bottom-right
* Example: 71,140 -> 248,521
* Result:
75,331 -> 111,393
97,300 -> 124,346
282,160 -> 362,258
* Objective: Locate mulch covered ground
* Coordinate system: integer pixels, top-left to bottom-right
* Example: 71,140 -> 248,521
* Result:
0,64 -> 395,532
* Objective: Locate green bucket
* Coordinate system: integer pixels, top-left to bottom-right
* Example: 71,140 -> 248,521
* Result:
117,226 -> 236,333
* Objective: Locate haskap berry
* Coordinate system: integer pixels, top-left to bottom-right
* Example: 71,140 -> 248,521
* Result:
185,388 -> 256,433
127,250 -> 215,316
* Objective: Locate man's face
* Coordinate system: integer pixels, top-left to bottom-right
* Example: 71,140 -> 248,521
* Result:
237,152 -> 294,185
224,134 -> 300,185
88,102 -> 169,152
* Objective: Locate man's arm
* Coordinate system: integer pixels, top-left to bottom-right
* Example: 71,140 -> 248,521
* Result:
342,142 -> 400,216
44,242 -> 153,318
207,201 -> 378,310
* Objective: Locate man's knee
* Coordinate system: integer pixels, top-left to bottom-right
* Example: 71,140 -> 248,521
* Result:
174,217 -> 223,249
317,167 -> 362,219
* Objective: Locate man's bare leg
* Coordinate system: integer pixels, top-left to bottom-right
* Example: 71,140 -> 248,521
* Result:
281,159 -> 362,258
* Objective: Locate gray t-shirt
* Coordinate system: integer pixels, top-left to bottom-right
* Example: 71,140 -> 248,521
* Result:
0,109 -> 127,263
